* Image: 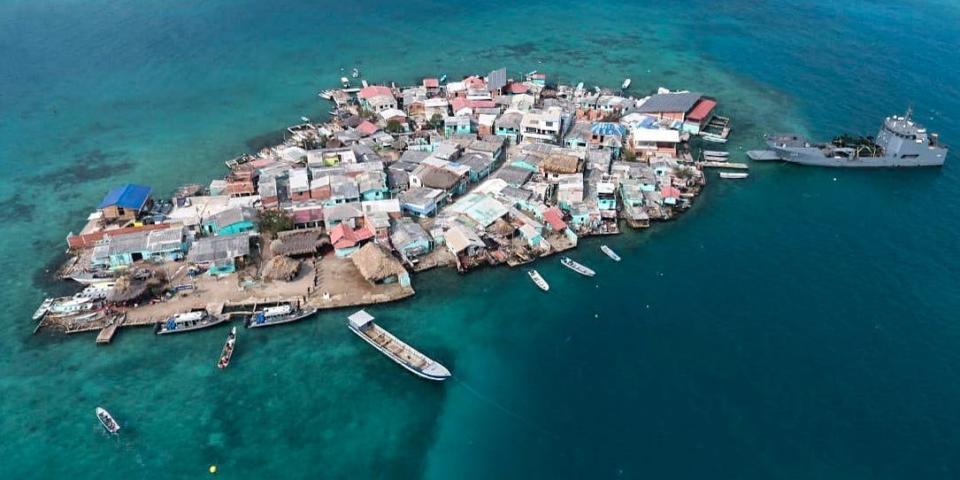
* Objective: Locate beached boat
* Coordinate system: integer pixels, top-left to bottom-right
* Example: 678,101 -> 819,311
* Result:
347,310 -> 451,381
703,150 -> 729,157
719,172 -> 749,179
600,245 -> 621,262
96,407 -> 120,434
48,296 -> 98,316
561,257 -> 596,277
155,310 -> 227,335
621,78 -> 631,90
245,304 -> 318,328
217,327 -> 237,369
32,298 -> 54,321
528,270 -> 549,292
68,271 -> 115,285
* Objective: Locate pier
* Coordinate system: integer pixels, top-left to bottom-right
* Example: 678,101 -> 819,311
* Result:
96,314 -> 125,345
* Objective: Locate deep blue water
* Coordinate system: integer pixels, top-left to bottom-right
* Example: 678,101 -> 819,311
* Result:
1,1 -> 959,478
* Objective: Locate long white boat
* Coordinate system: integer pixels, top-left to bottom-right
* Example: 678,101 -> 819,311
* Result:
347,310 -> 451,381
600,245 -> 621,262
719,172 -> 749,179
702,134 -> 728,144
703,150 -> 729,157
621,78 -> 631,90
155,310 -> 228,335
32,298 -> 54,320
528,270 -> 549,291
245,304 -> 318,328
561,257 -> 596,277
96,407 -> 120,434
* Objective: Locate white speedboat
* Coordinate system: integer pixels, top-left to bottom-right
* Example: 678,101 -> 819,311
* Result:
600,245 -> 621,262
703,150 -> 729,157
155,310 -> 227,335
528,270 -> 549,292
561,257 -> 596,277
719,172 -> 749,179
621,78 -> 631,90
96,407 -> 120,434
348,310 -> 451,381
32,298 -> 54,320
245,304 -> 318,328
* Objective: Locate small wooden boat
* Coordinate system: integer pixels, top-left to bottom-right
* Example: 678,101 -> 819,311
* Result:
702,134 -> 728,144
703,155 -> 728,162
528,270 -> 550,292
600,245 -> 621,262
96,407 -> 120,434
561,257 -> 596,277
217,327 -> 237,369
621,78 -> 631,90
719,172 -> 749,179
702,150 -> 729,157
348,310 -> 451,381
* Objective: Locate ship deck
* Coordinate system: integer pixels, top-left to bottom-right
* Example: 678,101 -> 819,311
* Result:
362,324 -> 429,370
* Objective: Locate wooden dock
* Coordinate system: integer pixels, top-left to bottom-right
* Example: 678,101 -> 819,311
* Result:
96,314 -> 125,345
701,161 -> 749,170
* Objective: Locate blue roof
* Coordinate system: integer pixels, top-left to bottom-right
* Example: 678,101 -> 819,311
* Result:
591,122 -> 627,137
99,184 -> 152,210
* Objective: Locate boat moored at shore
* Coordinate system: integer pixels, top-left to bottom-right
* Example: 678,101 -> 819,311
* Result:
245,304 -> 318,328
561,257 -> 596,277
155,310 -> 227,335
528,270 -> 550,291
347,310 -> 451,381
217,327 -> 237,369
600,245 -> 621,262
719,172 -> 749,179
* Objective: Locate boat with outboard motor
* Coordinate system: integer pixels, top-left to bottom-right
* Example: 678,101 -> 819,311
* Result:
528,270 -> 549,291
600,245 -> 621,262
347,310 -> 451,381
561,257 -> 596,277
217,327 -> 237,369
96,407 -> 120,434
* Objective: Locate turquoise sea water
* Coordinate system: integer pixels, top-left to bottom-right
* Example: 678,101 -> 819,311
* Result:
2,1 -> 960,478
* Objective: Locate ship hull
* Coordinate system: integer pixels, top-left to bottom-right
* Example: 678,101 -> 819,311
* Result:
767,140 -> 947,168
348,325 -> 450,381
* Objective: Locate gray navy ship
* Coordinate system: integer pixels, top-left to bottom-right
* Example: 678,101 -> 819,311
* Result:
763,110 -> 947,167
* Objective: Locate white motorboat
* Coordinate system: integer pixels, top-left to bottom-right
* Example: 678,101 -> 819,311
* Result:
621,78 -> 631,89
528,270 -> 549,292
702,134 -> 728,144
703,150 -> 729,157
96,407 -> 120,434
32,298 -> 54,320
600,245 -> 621,262
155,310 -> 227,335
719,172 -> 749,179
561,257 -> 596,277
348,310 -> 451,381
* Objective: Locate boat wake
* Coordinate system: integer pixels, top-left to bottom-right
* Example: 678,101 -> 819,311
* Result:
452,377 -> 560,440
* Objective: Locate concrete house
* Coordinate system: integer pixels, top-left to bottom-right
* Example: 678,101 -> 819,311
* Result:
98,184 -> 152,223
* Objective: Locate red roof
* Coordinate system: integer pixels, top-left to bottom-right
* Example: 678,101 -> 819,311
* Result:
451,97 -> 471,112
249,158 -> 277,169
507,82 -> 529,94
686,99 -> 717,122
292,207 -> 323,224
423,78 -> 439,88
330,223 -> 374,249
357,120 -> 379,136
359,85 -> 392,99
470,100 -> 496,109
543,207 -> 567,231
465,76 -> 486,89
661,186 -> 681,198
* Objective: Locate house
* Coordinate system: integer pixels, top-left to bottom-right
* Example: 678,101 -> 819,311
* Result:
390,218 -> 433,261
444,224 -> 485,259
358,85 -> 396,112
422,78 -> 440,95
259,176 -> 280,209
323,202 -> 363,229
495,111 -> 523,143
98,184 -> 152,222
187,234 -> 251,275
521,108 -> 563,144
378,108 -> 407,124
443,116 -> 473,137
660,185 -> 681,206
290,203 -> 324,229
477,113 -> 497,137
91,227 -> 186,270
357,120 -> 379,137
329,222 -> 374,257
590,122 -> 627,156
555,174 -> 585,209
631,128 -> 680,158
542,207 -> 568,233
595,181 -> 617,214
410,163 -> 468,197
289,169 -> 311,202
306,147 -> 357,168
309,176 -> 331,202
619,179 -> 650,228
328,175 -> 360,205
466,137 -> 505,161
487,67 -> 507,94
635,91 -> 703,125
518,223 -> 543,247
492,165 -> 533,187
564,121 -> 592,150
457,152 -> 496,182
270,230 -> 324,257
351,242 -> 410,287
423,98 -> 449,119
684,98 -> 717,134
399,187 -> 445,217
356,170 -> 389,201
202,206 -> 257,236
541,153 -> 583,176
225,168 -> 259,197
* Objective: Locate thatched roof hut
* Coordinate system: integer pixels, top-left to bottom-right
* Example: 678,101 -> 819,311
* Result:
490,218 -> 516,236
351,243 -> 405,284
262,255 -> 301,281
270,230 -> 326,257
107,275 -> 152,303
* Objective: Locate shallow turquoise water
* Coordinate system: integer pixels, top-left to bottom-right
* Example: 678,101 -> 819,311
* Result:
2,1 -> 960,478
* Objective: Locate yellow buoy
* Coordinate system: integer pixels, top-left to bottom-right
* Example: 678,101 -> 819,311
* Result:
209,465 -> 217,474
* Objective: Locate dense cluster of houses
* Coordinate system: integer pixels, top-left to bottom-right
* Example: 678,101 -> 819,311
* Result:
65,67 -> 713,280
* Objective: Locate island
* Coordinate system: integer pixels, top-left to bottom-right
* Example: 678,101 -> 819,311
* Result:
35,67 -> 736,342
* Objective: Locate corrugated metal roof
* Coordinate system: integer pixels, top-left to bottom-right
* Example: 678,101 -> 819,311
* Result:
635,92 -> 703,114
487,68 -> 507,92
99,184 -> 152,210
